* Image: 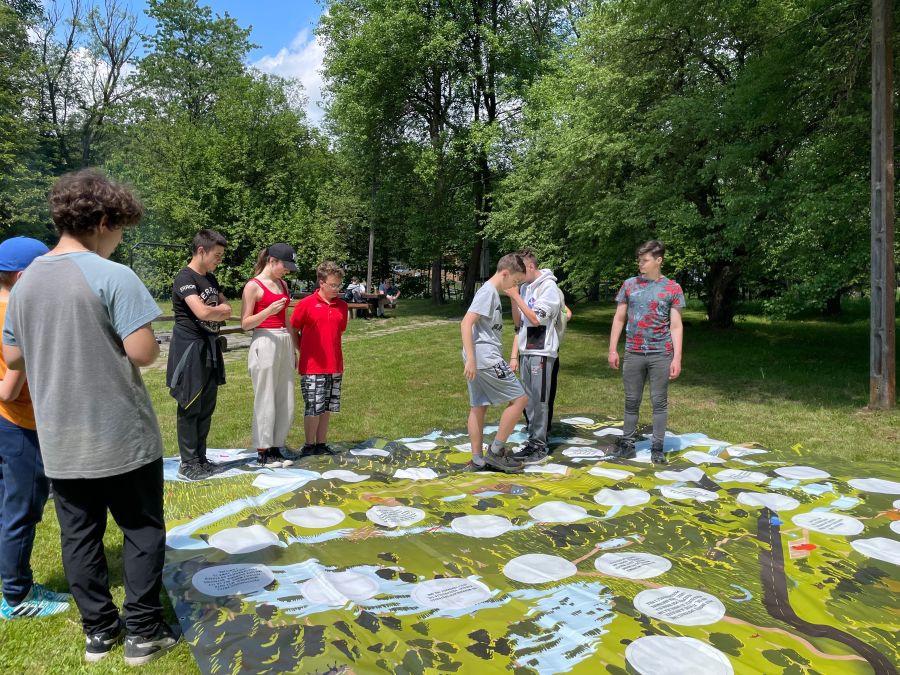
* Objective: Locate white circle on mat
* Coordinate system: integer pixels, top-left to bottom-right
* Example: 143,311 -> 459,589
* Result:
588,467 -> 634,480
528,501 -> 590,523
503,554 -> 577,584
850,537 -> 900,565
633,586 -> 725,626
404,441 -> 437,451
658,485 -> 719,502
283,506 -> 345,529
322,469 -> 370,483
774,466 -> 830,480
791,512 -> 864,536
561,446 -> 607,458
350,447 -> 391,457
208,524 -> 280,554
655,467 -> 705,482
891,521 -> 900,536
450,515 -> 513,538
847,478 -> 900,495
682,451 -> 726,465
713,469 -> 768,484
593,488 -> 651,506
626,636 -> 733,675
366,505 -> 426,527
595,552 -> 671,579
736,492 -> 800,512
192,564 -> 275,597
561,417 -> 595,425
410,578 -> 492,610
301,571 -> 379,606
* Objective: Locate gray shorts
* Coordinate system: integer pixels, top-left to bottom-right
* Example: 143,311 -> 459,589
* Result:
467,360 -> 525,407
300,374 -> 343,416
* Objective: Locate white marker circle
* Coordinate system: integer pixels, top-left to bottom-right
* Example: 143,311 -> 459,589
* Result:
595,552 -> 671,579
404,441 -> 437,451
714,469 -> 768,484
192,564 -> 275,597
655,467 -> 705,482
350,447 -> 391,457
791,512 -> 864,536
394,468 -> 439,480
633,586 -> 725,626
528,501 -> 590,523
301,571 -> 379,606
561,447 -> 607,458
283,506 -> 345,529
322,470 -> 370,483
736,492 -> 800,512
850,537 -> 900,565
503,554 -> 577,584
208,524 -> 280,554
588,467 -> 634,480
366,505 -> 426,528
848,478 -> 900,495
774,466 -> 830,481
626,636 -> 733,675
891,521 -> 900,536
450,515 -> 513,538
593,488 -> 651,507
725,446 -> 768,458
524,463 -> 568,475
894,499 -> 900,509
410,578 -> 492,610
658,486 -> 719,502
561,417 -> 595,425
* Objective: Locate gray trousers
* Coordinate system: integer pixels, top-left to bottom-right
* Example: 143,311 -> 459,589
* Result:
622,351 -> 672,448
521,354 -> 558,449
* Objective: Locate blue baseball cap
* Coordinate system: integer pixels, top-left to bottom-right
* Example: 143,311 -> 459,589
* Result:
0,237 -> 50,272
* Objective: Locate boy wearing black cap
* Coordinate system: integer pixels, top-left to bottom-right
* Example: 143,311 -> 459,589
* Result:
167,229 -> 232,481
0,236 -> 72,620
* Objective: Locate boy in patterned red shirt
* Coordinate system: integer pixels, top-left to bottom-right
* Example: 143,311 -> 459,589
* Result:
607,240 -> 684,464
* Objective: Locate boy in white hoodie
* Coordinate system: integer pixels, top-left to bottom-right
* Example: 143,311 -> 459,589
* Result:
506,249 -> 566,464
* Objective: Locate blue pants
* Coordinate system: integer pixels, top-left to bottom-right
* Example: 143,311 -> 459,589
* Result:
0,415 -> 50,605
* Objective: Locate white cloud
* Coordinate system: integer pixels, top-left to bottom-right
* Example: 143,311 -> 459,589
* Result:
253,29 -> 326,126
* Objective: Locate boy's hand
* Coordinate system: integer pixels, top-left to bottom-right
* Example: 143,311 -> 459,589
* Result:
509,356 -> 519,373
669,358 -> 681,380
503,287 -> 519,299
607,350 -> 620,369
464,361 -> 476,381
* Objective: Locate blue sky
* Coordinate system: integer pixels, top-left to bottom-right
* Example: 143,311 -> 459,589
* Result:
133,0 -> 327,121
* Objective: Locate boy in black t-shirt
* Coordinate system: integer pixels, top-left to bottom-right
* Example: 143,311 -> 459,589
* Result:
166,230 -> 231,481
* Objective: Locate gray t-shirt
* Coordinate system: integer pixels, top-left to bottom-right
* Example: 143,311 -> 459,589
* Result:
3,252 -> 163,479
463,282 -> 504,369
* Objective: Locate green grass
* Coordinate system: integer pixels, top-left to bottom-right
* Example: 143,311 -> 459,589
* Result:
1,298 -> 897,672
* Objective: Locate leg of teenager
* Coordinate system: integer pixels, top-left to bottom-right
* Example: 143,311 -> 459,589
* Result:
106,459 -> 165,637
0,419 -> 50,605
467,406 -> 488,457
248,333 -> 277,449
520,354 -> 535,438
315,412 -> 331,444
621,352 -> 648,443
195,370 -> 219,462
546,357 -> 561,435
523,355 -> 554,449
272,333 -> 296,448
52,477 -> 119,634
303,416 -> 319,446
496,394 -> 528,443
647,353 -> 672,449
175,401 -> 200,464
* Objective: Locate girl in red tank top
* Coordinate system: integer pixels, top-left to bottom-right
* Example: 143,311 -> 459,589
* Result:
240,244 -> 299,467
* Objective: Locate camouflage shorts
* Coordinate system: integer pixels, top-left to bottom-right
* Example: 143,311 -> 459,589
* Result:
300,373 -> 343,416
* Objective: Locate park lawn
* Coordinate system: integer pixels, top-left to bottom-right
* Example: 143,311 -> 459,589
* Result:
1,298 -> 897,673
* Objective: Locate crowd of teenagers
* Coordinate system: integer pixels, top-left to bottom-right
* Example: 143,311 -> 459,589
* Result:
0,169 -> 683,667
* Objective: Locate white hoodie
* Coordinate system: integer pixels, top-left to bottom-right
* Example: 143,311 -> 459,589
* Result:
517,268 -> 563,357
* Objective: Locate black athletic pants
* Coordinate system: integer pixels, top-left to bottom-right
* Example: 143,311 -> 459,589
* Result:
52,458 -> 165,636
176,369 -> 219,464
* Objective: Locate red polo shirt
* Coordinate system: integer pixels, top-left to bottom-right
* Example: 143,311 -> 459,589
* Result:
290,290 -> 349,374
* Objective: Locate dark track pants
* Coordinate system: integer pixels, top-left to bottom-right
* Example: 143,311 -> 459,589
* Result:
521,354 -> 559,449
176,369 -> 219,464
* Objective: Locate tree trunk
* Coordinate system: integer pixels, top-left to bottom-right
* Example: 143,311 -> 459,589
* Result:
430,254 -> 444,304
705,261 -> 740,328
824,290 -> 842,316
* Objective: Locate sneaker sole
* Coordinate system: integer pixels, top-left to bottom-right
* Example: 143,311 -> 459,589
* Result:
483,457 -> 525,473
85,636 -> 123,663
124,639 -> 180,667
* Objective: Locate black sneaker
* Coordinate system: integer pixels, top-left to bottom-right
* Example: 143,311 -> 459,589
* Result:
269,448 -> 294,467
256,450 -> 284,468
85,619 -> 123,663
314,443 -> 336,456
651,446 -> 668,464
612,439 -> 636,460
483,447 -> 524,473
513,444 -> 549,465
177,460 -> 216,482
299,444 -> 318,458
124,623 -> 182,667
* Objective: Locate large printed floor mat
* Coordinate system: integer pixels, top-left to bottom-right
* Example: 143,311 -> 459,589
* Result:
163,417 -> 900,674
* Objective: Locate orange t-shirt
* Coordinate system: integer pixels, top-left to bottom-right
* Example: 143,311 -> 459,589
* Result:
0,300 -> 36,430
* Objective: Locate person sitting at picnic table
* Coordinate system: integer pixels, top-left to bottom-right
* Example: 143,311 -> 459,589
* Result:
376,278 -> 400,317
